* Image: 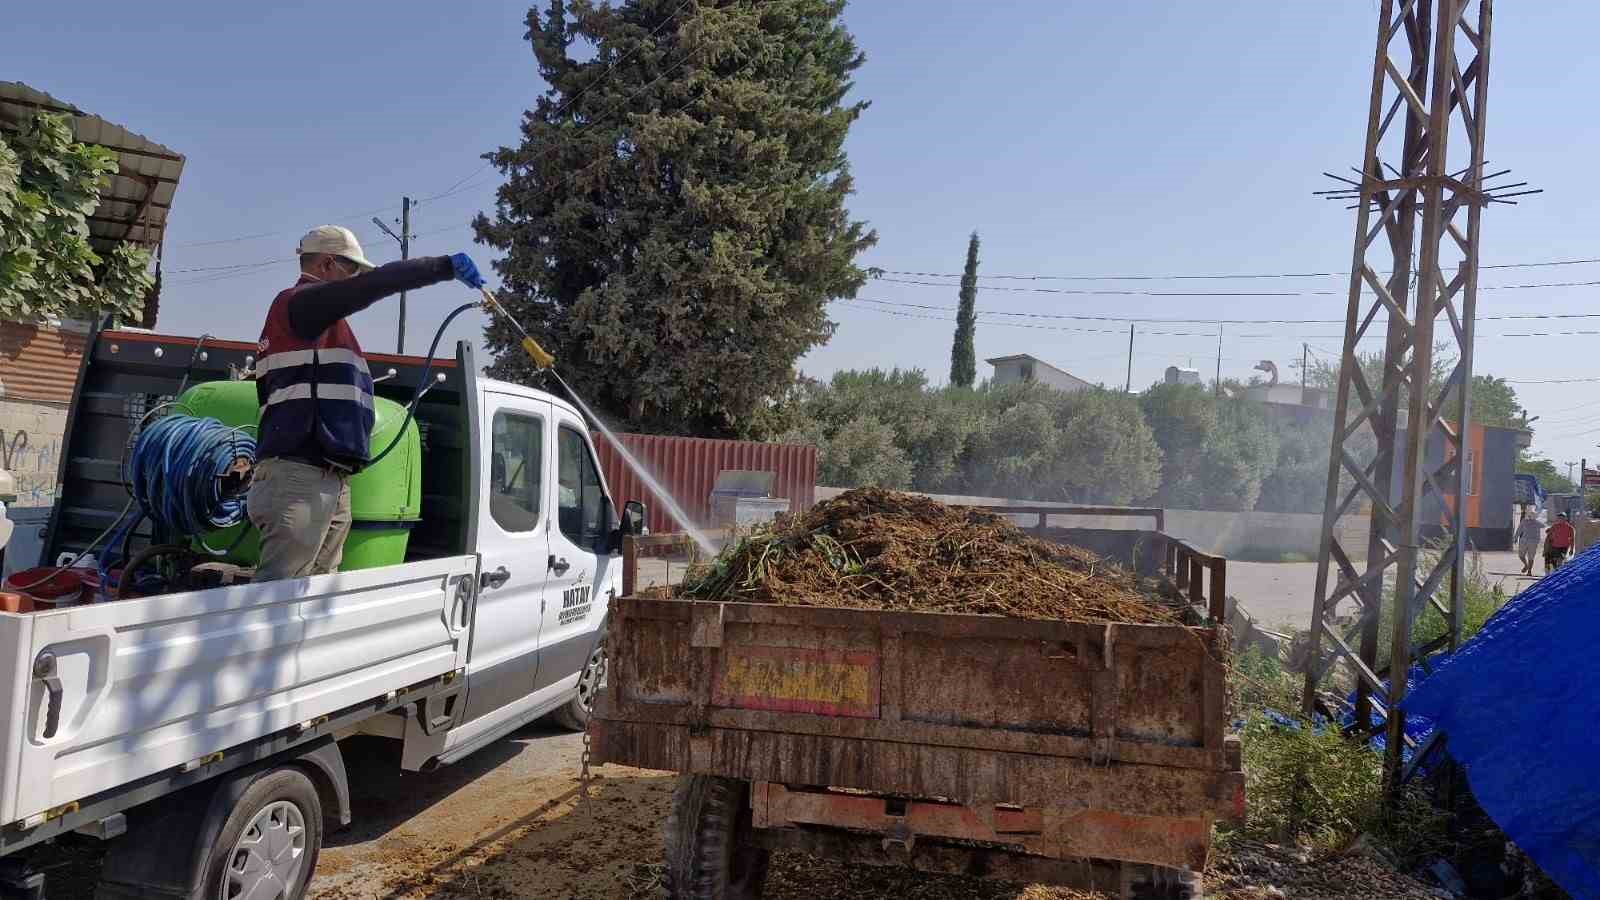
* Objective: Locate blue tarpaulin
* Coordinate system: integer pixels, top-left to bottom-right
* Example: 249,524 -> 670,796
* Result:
1342,664 -> 1438,767
1403,546 -> 1600,899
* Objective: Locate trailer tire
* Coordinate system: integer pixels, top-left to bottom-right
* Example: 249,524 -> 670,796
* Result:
549,635 -> 607,732
196,768 -> 323,900
664,775 -> 769,900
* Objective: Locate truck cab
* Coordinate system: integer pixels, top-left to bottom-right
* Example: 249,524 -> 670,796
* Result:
0,327 -> 638,899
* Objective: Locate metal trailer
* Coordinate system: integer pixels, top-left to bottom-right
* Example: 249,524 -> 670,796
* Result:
594,507 -> 1243,899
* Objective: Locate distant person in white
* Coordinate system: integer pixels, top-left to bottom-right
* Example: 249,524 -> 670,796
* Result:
1515,512 -> 1542,576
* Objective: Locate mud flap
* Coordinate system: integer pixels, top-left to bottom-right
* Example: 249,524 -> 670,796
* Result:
401,678 -> 467,771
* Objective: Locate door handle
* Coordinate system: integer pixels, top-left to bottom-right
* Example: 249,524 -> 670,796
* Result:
480,566 -> 511,590
548,555 -> 571,575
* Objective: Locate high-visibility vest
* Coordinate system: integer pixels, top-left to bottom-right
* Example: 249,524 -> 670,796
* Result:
254,277 -> 374,468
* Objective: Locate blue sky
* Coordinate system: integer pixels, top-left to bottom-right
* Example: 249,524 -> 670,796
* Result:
10,2 -> 1600,469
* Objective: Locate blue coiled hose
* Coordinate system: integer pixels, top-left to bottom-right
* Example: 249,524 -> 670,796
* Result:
125,414 -> 256,538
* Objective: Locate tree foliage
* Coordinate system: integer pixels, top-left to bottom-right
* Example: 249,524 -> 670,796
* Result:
1516,453 -> 1575,495
477,0 -> 875,436
948,231 -> 979,388
0,112 -> 152,322
1307,347 -> 1526,432
1140,384 -> 1280,511
781,370 -> 1160,504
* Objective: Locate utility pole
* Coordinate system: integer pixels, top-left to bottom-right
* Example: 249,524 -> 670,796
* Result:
1125,323 -> 1135,393
1566,460 -> 1579,486
1301,0 -> 1516,798
1213,323 -> 1223,396
1301,343 -> 1309,391
371,195 -> 412,353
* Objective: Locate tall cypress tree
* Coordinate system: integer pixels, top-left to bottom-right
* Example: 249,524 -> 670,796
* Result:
949,231 -> 980,388
475,0 -> 876,436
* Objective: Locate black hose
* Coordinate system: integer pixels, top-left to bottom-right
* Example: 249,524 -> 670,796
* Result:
366,301 -> 479,467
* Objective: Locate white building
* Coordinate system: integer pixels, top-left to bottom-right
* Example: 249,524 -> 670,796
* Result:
986,354 -> 1093,393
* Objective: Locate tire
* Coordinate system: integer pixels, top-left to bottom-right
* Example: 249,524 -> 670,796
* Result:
197,768 -> 323,900
663,776 -> 770,900
549,636 -> 608,732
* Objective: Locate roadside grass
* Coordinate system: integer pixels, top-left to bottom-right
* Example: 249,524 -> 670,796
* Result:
1224,548 -> 1503,858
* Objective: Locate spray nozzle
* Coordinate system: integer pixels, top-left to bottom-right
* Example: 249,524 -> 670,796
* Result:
521,336 -> 555,370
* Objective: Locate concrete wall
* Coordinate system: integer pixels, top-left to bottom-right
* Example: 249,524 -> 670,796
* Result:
0,398 -> 66,508
814,486 -> 1368,560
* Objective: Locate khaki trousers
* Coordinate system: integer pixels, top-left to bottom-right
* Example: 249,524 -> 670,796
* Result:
247,458 -> 352,581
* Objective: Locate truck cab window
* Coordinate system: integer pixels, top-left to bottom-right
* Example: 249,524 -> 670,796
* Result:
490,412 -> 543,532
557,426 -> 606,549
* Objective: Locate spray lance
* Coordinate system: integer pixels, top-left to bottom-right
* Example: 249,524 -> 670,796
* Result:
479,287 -> 556,373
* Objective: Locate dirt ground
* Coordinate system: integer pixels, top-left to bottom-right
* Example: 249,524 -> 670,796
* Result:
310,727 -> 1097,900
29,722 -> 1441,899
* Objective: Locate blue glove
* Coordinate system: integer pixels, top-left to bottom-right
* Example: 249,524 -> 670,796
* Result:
450,253 -> 485,289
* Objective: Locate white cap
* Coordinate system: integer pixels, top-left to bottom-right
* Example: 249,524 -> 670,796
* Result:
296,225 -> 376,271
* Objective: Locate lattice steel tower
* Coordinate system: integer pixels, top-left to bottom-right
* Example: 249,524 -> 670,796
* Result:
1301,0 -> 1524,792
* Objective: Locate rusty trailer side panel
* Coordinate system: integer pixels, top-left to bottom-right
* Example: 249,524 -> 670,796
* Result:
592,597 -> 1243,870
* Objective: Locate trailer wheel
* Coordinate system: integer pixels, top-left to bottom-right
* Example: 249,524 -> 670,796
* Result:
664,775 -> 770,900
1125,864 -> 1201,900
198,768 -> 323,900
549,636 -> 608,732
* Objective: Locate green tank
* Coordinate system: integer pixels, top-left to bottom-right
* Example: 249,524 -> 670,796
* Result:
175,379 -> 422,572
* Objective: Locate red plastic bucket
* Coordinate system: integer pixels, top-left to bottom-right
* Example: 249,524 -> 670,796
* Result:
3,568 -> 85,608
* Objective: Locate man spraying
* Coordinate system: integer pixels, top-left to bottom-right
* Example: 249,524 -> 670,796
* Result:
1544,511 -> 1576,574
248,225 -> 484,580
1515,512 -> 1543,576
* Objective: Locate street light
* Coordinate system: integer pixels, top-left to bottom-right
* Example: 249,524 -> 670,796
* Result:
371,197 -> 411,353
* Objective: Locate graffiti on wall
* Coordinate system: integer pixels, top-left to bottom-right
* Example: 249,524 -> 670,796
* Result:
0,401 -> 66,507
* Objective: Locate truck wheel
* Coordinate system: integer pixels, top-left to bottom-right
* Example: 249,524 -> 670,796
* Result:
1126,864 -> 1201,900
664,775 -> 770,900
549,637 -> 607,732
198,768 -> 323,900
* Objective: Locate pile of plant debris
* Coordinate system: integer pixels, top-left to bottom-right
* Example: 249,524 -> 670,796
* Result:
679,488 -> 1180,624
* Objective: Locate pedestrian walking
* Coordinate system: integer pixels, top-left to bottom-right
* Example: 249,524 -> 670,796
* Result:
1544,512 -> 1576,574
1515,512 -> 1543,576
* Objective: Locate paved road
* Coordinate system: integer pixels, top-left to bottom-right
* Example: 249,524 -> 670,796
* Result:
1224,550 -> 1537,633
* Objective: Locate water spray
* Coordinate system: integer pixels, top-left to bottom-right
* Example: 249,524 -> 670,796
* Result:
477,288 -> 718,559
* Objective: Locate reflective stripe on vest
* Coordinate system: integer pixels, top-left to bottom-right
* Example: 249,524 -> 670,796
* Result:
264,382 -> 376,407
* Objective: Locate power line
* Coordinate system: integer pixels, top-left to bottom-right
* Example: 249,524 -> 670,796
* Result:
876,256 -> 1600,282
850,295 -> 1600,328
165,223 -> 472,285
874,275 -> 1600,299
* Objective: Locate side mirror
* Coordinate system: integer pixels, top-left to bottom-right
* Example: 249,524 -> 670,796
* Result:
621,500 -> 647,536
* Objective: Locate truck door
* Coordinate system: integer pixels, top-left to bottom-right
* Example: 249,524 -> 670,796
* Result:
457,391 -> 552,728
535,409 -> 617,694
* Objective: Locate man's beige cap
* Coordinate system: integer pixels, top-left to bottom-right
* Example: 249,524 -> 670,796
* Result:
296,225 -> 376,271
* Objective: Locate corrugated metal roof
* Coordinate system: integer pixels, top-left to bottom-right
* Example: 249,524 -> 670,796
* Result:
0,82 -> 185,251
0,321 -> 88,405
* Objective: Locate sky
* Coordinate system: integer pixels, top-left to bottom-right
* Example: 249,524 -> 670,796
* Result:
10,1 -> 1600,473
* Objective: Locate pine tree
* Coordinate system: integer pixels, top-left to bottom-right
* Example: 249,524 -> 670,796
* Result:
475,0 -> 876,436
949,231 -> 980,388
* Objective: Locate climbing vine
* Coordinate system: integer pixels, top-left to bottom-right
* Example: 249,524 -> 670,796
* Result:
0,111 -> 153,323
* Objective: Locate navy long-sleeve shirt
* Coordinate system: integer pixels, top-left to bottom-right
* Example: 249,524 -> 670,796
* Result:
287,256 -> 455,340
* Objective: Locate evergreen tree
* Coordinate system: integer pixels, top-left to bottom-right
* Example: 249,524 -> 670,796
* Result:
475,0 -> 876,436
949,231 -> 980,387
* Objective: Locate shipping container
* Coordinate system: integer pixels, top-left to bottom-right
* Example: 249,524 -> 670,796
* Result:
591,433 -> 816,535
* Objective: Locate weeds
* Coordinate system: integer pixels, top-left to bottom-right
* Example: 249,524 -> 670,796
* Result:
1238,714 -> 1384,846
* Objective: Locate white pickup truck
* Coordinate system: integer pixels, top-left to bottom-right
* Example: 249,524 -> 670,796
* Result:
0,327 -> 643,899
